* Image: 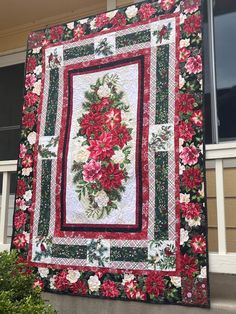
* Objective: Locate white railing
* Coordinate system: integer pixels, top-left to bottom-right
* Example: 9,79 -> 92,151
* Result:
0,160 -> 17,251
0,145 -> 236,273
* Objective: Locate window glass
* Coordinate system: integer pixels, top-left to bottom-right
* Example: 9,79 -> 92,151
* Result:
0,63 -> 24,160
203,5 -> 212,144
214,1 -> 236,141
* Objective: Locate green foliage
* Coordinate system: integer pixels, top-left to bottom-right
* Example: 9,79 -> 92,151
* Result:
0,251 -> 56,314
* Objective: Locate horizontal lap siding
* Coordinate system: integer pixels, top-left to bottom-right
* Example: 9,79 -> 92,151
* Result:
206,168 -> 236,253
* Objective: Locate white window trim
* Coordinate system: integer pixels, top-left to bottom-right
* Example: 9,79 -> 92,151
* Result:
0,48 -> 26,68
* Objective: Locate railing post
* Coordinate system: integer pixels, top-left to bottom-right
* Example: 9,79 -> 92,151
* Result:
0,172 -> 11,246
215,159 -> 227,254
107,0 -> 116,10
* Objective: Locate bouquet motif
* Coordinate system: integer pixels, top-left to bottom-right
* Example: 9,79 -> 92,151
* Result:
72,74 -> 133,219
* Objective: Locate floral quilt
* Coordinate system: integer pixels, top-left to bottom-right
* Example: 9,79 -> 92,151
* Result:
12,0 -> 209,307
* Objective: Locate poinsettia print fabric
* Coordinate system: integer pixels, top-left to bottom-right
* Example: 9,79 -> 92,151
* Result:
12,0 -> 210,307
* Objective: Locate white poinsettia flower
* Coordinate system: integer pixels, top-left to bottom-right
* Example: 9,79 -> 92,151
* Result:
88,275 -> 101,292
180,13 -> 187,24
125,5 -> 138,19
33,47 -> 41,54
199,266 -> 207,278
79,18 -> 89,24
95,190 -> 109,208
179,75 -> 185,89
179,38 -> 190,48
97,83 -> 111,98
38,267 -> 49,278
50,275 -> 56,289
111,150 -> 125,164
106,10 -> 118,19
27,131 -> 37,145
24,190 -> 32,202
34,65 -> 42,76
180,193 -> 190,203
180,228 -> 189,245
22,167 -> 32,176
179,164 -> 185,175
186,216 -> 201,227
33,80 -> 41,95
122,273 -> 135,285
73,143 -> 90,163
67,22 -> 74,30
90,19 -> 97,30
170,276 -> 181,288
66,270 -> 81,283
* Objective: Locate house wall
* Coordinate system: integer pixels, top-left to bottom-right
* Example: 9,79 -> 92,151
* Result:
207,167 -> 236,252
0,0 -> 235,253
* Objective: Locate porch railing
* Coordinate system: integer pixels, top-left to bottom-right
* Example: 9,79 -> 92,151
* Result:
0,144 -> 236,274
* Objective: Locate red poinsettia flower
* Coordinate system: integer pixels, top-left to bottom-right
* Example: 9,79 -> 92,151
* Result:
22,154 -> 33,167
111,12 -> 126,28
179,47 -> 191,62
33,278 -> 44,289
24,92 -> 39,107
138,3 -> 156,20
70,280 -> 88,295
181,202 -> 201,219
19,144 -> 27,158
182,167 -> 202,190
145,273 -> 165,298
82,160 -> 102,182
184,14 -> 201,34
104,108 -> 121,129
160,0 -> 175,11
50,26 -> 64,41
25,74 -> 36,89
191,235 -> 206,254
135,289 -> 147,301
13,233 -> 27,249
88,132 -> 114,160
22,112 -> 36,129
95,13 -> 110,28
101,280 -> 119,298
99,163 -> 124,190
16,198 -> 26,209
74,24 -> 84,39
16,179 -> 27,197
180,145 -> 199,165
91,97 -> 110,113
26,56 -> 37,73
181,253 -> 198,277
80,111 -> 103,138
124,280 -> 138,299
54,271 -> 69,291
186,55 -> 202,74
112,125 -> 131,148
191,110 -> 203,127
14,211 -> 27,229
177,93 -> 195,113
179,121 -> 195,141
183,0 -> 201,14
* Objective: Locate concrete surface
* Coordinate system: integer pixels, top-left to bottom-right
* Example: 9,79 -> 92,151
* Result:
43,273 -> 236,314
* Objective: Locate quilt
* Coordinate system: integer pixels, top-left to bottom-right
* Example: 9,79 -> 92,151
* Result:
12,0 -> 209,307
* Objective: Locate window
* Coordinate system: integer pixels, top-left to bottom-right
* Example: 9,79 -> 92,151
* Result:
214,0 -> 236,141
0,63 -> 24,193
204,0 -> 236,143
0,63 -> 24,160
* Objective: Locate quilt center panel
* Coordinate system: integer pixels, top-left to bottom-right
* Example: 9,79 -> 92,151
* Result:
64,62 -> 140,229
